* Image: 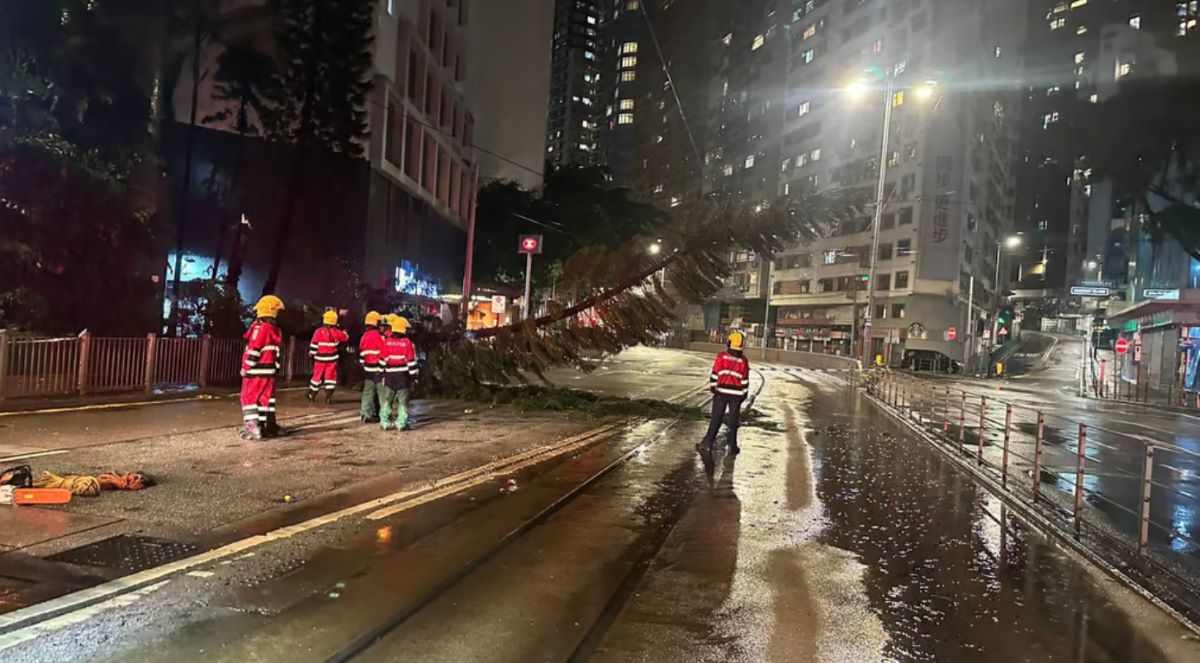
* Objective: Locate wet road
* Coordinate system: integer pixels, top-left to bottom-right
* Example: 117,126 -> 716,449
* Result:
895,334 -> 1200,586
2,348 -> 1198,661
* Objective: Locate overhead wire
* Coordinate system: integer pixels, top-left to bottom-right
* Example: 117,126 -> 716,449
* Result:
637,0 -> 704,190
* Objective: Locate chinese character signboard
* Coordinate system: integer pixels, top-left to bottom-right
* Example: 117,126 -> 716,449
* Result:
918,107 -> 964,282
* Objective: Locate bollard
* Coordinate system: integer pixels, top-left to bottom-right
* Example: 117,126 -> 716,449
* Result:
978,396 -> 987,463
1002,404 -> 1012,486
1140,444 -> 1155,556
959,391 -> 966,444
1074,424 -> 1087,540
1033,412 -> 1045,499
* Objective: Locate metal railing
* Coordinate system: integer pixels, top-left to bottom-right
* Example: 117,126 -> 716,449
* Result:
0,331 -> 322,403
1084,352 -> 1199,411
865,370 -> 1200,616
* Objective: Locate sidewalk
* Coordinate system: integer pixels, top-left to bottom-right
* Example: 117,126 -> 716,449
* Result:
0,389 -> 615,614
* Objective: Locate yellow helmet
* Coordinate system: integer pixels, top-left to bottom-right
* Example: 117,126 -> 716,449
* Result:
322,310 -> 338,326
389,315 -> 410,334
254,295 -> 284,318
364,311 -> 382,326
727,331 -> 745,351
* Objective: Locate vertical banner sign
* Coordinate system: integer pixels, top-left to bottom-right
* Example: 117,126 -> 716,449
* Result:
919,107 -> 964,282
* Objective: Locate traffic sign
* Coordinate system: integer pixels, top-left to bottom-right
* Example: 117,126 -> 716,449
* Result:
1070,285 -> 1110,297
1115,338 -> 1129,355
947,326 -> 957,341
518,235 -> 543,254
491,295 -> 507,314
998,327 -> 1009,337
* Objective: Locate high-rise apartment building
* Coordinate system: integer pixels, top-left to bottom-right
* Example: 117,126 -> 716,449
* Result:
695,0 -> 1028,367
546,0 -> 606,169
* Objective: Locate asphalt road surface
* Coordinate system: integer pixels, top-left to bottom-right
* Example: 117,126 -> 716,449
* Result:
1,347 -> 1198,662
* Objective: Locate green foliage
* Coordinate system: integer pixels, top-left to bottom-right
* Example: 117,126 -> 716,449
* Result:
0,0 -> 163,334
472,165 -> 664,287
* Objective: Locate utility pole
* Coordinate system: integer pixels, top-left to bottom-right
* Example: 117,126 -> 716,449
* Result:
517,235 -> 543,320
966,275 -> 975,375
762,254 -> 773,359
861,74 -> 895,367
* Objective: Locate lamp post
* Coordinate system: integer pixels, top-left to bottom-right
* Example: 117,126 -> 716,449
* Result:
991,235 -> 1022,350
850,72 -> 938,368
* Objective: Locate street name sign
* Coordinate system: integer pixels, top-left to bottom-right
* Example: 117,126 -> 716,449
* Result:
1070,285 -> 1110,297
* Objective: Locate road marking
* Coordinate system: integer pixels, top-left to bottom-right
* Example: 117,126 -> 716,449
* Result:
0,580 -> 171,651
0,449 -> 68,464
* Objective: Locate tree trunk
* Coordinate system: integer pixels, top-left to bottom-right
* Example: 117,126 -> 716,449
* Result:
210,134 -> 246,283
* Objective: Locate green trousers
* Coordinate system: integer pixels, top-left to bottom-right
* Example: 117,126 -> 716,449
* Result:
360,378 -> 380,420
379,385 -> 409,430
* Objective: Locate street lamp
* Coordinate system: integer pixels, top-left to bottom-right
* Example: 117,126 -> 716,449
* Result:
990,234 -> 1022,350
648,242 -> 662,256
847,70 -> 937,367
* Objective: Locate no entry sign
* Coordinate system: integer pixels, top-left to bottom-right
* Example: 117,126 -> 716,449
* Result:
1115,338 -> 1129,355
519,235 -> 543,254
947,326 -> 957,341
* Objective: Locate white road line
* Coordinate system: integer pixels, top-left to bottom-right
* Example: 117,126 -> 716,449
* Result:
0,580 -> 171,651
0,449 -> 68,464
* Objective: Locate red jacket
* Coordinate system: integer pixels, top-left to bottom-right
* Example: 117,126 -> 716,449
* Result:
309,326 -> 349,363
359,328 -> 385,375
382,335 -> 418,387
709,350 -> 750,398
242,319 -> 283,378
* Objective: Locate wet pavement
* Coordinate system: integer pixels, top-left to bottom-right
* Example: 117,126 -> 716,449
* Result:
0,348 -> 1197,661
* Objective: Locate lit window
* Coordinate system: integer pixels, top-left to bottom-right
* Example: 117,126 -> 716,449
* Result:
723,164 -> 734,176
1129,15 -> 1141,29
584,51 -> 596,60
620,56 -> 637,69
798,101 -> 810,117
669,196 -> 681,208
1179,18 -> 1198,36
1074,51 -> 1085,64
655,134 -> 663,144
1046,85 -> 1061,95
994,45 -> 1002,58
892,90 -> 905,107
1075,24 -> 1087,34
810,148 -> 821,161
797,153 -> 808,166
893,59 -> 907,75
802,48 -> 815,64
781,157 -> 792,171
653,184 -> 664,194
627,0 -> 639,9
1117,61 -> 1132,79
620,71 -> 636,82
784,183 -> 791,195
1038,220 -> 1048,230
752,34 -> 765,50
1069,0 -> 1087,7
745,154 -> 756,168
1043,111 -> 1059,129
387,0 -> 393,14
872,39 -> 884,54
1089,93 -> 1098,103
617,113 -> 633,125
1083,184 -> 1092,197
803,23 -> 817,39
1050,17 -> 1066,30
619,99 -> 635,110
823,250 -> 837,265
587,15 -> 597,25
722,32 -> 733,46
621,42 -> 639,54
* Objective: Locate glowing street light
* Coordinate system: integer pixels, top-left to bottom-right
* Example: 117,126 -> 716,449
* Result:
843,78 -> 870,99
913,80 -> 938,102
648,242 -> 662,256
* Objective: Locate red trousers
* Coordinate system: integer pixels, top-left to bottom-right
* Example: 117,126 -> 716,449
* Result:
309,362 -> 339,391
240,376 -> 276,425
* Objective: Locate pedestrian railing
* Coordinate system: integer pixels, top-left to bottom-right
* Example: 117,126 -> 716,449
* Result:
866,370 -> 1200,617
0,331 -> 323,403
1085,354 -> 1198,411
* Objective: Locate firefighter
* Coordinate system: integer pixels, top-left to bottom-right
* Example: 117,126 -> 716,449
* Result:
358,311 -> 386,423
308,310 -> 350,404
698,331 -> 751,455
240,295 -> 285,440
380,315 -> 419,431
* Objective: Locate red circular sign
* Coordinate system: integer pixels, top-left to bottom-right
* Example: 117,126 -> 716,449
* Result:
519,236 -> 541,253
1115,338 -> 1129,355
947,326 -> 957,341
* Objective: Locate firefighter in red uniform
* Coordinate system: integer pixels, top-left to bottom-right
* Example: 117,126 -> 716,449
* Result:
380,315 -> 419,431
699,331 -> 751,455
240,295 -> 285,440
358,311 -> 386,424
308,310 -> 350,404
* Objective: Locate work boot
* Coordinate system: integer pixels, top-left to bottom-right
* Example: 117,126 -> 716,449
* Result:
263,414 -> 289,438
240,422 -> 262,441
306,390 -> 317,403
362,415 -> 380,424
325,390 -> 334,405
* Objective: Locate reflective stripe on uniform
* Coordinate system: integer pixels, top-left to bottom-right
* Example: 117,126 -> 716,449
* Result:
246,368 -> 276,376
715,386 -> 747,397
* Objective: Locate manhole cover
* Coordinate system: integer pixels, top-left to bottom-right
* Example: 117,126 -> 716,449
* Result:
46,535 -> 201,573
